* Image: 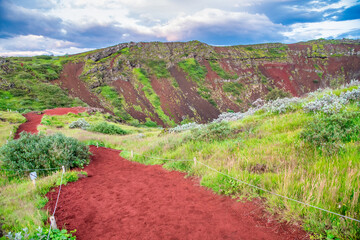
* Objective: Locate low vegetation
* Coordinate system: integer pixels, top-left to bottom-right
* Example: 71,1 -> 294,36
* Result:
0,170 -> 85,238
6,227 -> 76,240
40,111 -> 151,133
99,85 -> 131,121
133,68 -> 176,126
0,132 -> 90,176
209,60 -> 238,80
265,88 -> 292,101
89,122 -> 128,135
188,122 -> 236,142
148,60 -> 171,79
222,82 -> 244,96
0,111 -> 26,146
178,58 -> 207,84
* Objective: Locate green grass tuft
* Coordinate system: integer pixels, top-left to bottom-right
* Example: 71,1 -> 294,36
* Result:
209,60 -> 238,80
178,58 -> 207,84
133,68 -> 175,126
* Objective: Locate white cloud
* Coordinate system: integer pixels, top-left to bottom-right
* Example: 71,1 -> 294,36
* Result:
310,0 -> 357,12
291,0 -> 358,13
282,19 -> 360,41
46,5 -> 131,28
128,8 -> 281,41
0,35 -> 74,51
0,35 -> 93,56
42,1 -> 282,42
38,0 -> 278,30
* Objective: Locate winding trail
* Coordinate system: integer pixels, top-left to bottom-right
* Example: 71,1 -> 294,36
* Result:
15,108 -> 308,240
14,107 -> 86,139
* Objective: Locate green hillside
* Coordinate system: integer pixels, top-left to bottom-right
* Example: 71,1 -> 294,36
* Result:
1,39 -> 360,126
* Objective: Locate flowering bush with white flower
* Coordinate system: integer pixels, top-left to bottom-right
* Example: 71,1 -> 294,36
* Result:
304,87 -> 360,114
303,93 -> 347,114
69,118 -> 90,129
262,97 -> 303,114
169,122 -> 203,133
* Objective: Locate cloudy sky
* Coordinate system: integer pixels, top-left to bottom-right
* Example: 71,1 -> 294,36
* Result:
0,0 -> 359,56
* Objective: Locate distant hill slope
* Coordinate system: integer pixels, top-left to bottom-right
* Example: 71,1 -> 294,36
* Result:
1,39 -> 359,126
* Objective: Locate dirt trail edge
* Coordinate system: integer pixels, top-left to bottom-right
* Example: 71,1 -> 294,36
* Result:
14,107 -> 86,139
16,108 -> 308,240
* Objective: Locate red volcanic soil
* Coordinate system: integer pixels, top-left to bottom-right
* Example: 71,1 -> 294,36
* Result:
46,146 -> 308,240
14,112 -> 43,139
53,62 -> 106,110
14,107 -> 87,139
44,107 -> 87,116
15,108 -> 308,240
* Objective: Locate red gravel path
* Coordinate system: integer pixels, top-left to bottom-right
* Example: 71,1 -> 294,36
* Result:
16,108 -> 308,240
44,107 -> 87,116
14,107 -> 86,139
14,112 -> 43,139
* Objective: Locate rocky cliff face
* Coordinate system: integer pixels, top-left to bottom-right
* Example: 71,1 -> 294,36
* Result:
5,39 -> 360,126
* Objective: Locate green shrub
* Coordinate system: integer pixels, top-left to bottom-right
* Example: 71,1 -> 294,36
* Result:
41,115 -> 65,128
35,55 -> 53,60
300,111 -> 360,153
9,88 -> 28,97
0,132 -> 90,176
0,111 -> 26,123
129,119 -> 140,127
265,88 -> 292,101
208,98 -> 217,107
84,139 -> 106,147
180,117 -> 195,125
17,72 -> 34,80
58,171 -> 87,186
144,120 -> 158,128
189,122 -> 235,142
90,122 -> 128,135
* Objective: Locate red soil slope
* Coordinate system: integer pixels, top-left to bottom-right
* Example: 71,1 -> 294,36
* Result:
53,63 -> 106,110
15,108 -> 308,239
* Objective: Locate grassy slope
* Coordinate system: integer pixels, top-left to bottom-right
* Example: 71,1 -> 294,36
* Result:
0,171 -> 86,235
0,111 -> 26,146
36,86 -> 360,239
0,55 -> 87,113
133,68 -> 176,126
